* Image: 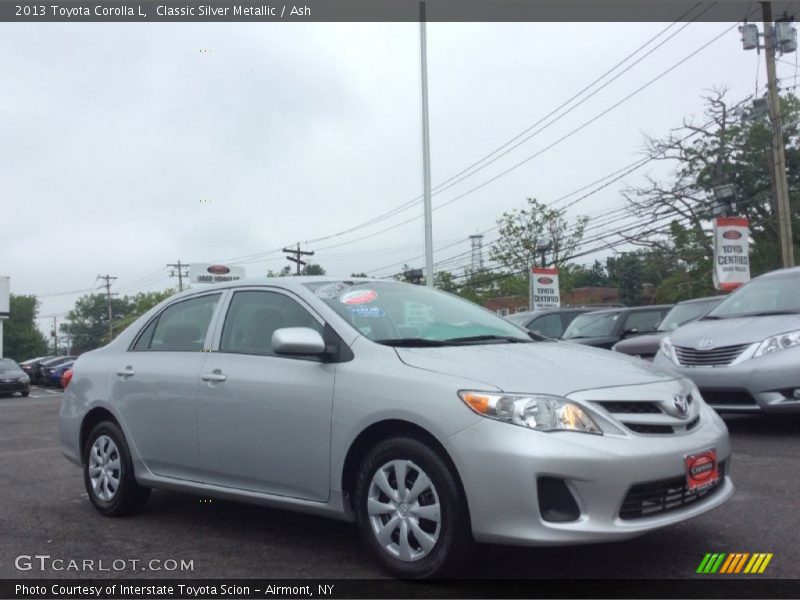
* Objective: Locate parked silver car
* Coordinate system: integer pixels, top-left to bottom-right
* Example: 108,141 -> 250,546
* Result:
655,267 -> 800,413
60,278 -> 733,578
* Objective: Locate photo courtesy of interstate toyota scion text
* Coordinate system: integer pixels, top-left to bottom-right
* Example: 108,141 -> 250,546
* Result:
59,278 -> 733,578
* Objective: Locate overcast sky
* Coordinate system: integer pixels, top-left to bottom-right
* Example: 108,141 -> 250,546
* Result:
1,19 -> 795,333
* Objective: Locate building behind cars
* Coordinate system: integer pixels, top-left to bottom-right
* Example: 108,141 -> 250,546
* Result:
613,296 -> 722,360
655,267 -> 800,413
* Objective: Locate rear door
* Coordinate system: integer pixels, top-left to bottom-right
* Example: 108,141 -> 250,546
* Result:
622,308 -> 668,336
112,292 -> 223,482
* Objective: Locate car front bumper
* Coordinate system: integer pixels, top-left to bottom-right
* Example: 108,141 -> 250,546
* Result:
653,351 -> 800,413
0,380 -> 29,394
446,405 -> 732,546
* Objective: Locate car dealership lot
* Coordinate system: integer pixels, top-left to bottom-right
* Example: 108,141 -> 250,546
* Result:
0,388 -> 798,580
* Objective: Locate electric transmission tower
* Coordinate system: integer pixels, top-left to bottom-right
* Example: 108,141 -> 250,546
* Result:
469,234 -> 484,271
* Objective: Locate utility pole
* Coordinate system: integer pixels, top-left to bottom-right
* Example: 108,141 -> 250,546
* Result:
97,274 -> 118,341
419,0 -> 434,287
763,2 -> 796,267
167,260 -> 189,291
282,243 -> 315,275
51,316 -> 58,354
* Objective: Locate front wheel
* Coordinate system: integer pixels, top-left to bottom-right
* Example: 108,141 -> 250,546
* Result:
83,421 -> 150,517
354,437 -> 473,579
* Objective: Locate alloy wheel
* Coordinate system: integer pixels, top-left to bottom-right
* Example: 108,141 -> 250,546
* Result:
88,435 -> 121,502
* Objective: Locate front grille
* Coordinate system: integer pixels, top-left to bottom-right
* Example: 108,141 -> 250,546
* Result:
595,401 -> 662,414
674,344 -> 750,366
620,462 -> 726,520
700,389 -> 757,406
626,423 -> 674,434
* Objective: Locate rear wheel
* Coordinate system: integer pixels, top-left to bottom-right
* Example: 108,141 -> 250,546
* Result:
83,421 -> 150,516
354,437 -> 473,579
20,391 -> 29,397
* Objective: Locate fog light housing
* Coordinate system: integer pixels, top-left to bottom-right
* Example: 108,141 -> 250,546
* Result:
537,477 -> 581,522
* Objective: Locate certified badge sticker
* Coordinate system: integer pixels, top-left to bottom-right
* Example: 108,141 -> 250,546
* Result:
340,289 -> 377,305
685,449 -> 718,492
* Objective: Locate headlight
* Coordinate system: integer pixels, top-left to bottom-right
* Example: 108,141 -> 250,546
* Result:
458,391 -> 602,434
754,330 -> 800,358
659,336 -> 678,365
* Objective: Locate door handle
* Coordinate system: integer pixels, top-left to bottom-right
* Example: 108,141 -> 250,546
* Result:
116,366 -> 135,378
201,371 -> 227,383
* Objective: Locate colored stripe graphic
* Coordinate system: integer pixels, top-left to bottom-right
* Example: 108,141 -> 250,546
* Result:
710,553 -> 726,573
719,554 -> 736,574
759,553 -> 773,573
733,553 -> 750,573
697,554 -> 713,574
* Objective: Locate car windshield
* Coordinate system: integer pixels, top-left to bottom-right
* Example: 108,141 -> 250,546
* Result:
304,281 -> 532,344
657,299 -> 719,331
705,274 -> 800,319
0,359 -> 20,370
562,311 -> 621,339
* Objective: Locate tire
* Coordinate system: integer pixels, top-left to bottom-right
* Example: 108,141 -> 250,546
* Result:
83,421 -> 150,517
354,436 -> 474,579
21,391 -> 29,397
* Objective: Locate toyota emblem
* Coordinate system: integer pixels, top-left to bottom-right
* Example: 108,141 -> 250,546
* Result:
699,339 -> 715,349
673,395 -> 689,416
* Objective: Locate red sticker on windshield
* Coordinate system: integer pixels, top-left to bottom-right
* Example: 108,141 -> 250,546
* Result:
340,289 -> 377,305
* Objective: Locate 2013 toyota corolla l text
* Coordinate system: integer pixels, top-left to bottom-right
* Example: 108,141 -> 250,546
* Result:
59,278 -> 733,578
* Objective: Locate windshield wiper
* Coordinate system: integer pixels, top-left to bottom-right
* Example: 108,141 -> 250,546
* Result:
702,315 -> 725,320
444,334 -> 530,344
375,338 -> 449,347
734,310 -> 800,317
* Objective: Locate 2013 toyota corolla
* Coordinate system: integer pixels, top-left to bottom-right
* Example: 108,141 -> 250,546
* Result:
60,278 -> 733,578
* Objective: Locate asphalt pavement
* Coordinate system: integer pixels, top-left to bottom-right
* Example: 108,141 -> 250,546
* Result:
0,388 -> 798,582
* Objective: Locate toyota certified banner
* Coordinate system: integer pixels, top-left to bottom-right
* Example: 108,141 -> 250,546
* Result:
189,263 -> 245,284
712,217 -> 750,292
529,267 -> 560,310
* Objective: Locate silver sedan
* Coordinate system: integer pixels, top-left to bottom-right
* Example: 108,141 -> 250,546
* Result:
60,278 -> 733,578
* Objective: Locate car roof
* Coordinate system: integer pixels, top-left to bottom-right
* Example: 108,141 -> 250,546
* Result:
578,304 -> 674,316
755,266 -> 800,280
676,295 -> 723,305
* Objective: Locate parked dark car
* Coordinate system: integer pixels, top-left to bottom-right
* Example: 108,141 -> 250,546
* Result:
561,305 -> 674,349
505,305 -> 623,339
612,296 -> 722,360
37,356 -> 76,385
0,358 -> 31,397
20,355 -> 55,382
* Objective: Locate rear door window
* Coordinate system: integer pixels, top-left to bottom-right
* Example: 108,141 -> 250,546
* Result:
135,294 -> 221,352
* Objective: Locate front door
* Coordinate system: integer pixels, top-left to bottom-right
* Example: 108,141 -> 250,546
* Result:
198,289 -> 335,501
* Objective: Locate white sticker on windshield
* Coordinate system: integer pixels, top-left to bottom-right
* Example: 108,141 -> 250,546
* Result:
315,282 -> 351,299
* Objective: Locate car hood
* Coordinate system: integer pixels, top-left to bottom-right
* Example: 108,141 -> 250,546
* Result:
0,368 -> 24,377
395,342 -> 677,396
668,314 -> 800,348
561,336 -> 618,348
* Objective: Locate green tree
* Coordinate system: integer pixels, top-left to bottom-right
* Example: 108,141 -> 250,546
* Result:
490,197 -> 589,272
623,88 -> 800,288
434,270 -> 458,292
60,294 -> 134,353
267,266 -> 293,277
109,289 -> 176,341
3,295 -> 48,361
301,263 -> 326,275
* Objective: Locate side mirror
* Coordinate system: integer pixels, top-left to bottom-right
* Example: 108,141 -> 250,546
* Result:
272,327 -> 327,356
622,327 -> 640,338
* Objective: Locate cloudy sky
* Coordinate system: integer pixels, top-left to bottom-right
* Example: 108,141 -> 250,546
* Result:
1,17 -> 797,333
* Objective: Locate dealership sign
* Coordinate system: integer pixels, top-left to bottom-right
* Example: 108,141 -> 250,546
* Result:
529,267 -> 560,310
712,217 -> 750,291
189,263 -> 245,284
